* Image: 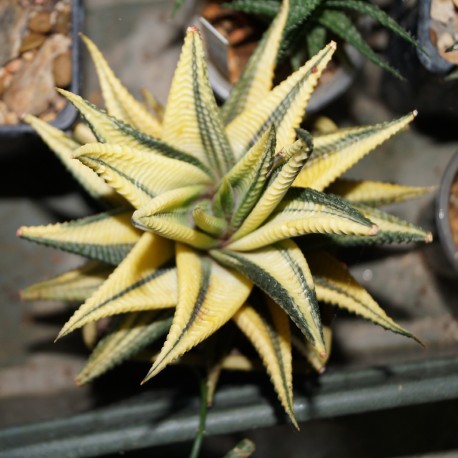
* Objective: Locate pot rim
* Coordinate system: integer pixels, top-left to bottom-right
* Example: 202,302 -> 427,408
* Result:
436,150 -> 458,273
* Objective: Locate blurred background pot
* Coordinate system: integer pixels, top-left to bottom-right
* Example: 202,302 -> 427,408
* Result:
435,151 -> 458,275
0,0 -> 83,153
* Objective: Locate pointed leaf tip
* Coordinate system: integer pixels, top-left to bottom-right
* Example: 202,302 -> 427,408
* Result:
425,232 -> 433,243
187,25 -> 199,34
369,225 -> 379,236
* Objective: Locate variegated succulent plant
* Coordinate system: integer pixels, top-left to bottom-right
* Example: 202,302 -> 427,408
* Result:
19,0 -> 431,428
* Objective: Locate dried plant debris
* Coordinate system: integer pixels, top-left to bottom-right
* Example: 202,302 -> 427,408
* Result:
0,0 -> 72,125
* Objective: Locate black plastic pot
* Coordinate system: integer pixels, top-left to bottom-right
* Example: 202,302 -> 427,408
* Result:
435,151 -> 458,275
0,0 -> 83,154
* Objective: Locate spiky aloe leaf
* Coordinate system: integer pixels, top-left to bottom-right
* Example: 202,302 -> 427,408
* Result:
17,208 -> 140,265
140,88 -> 164,121
327,179 -> 434,207
326,203 -> 432,245
76,310 -> 173,385
81,35 -> 162,137
221,0 -> 289,124
24,115 -> 121,207
73,143 -> 212,209
308,251 -> 420,343
222,126 -> 276,229
162,27 -> 234,177
211,239 -> 325,355
316,9 -> 403,79
228,188 -> 376,252
231,130 -> 312,240
294,113 -> 416,191
132,186 -> 217,249
57,233 -> 176,339
325,0 -> 420,52
291,324 -> 332,373
226,41 -> 336,158
143,244 -> 252,381
305,25 -> 327,62
20,261 -> 113,302
234,299 -> 297,428
60,90 -> 211,176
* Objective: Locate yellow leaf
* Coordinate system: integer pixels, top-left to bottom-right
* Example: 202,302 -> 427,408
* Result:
21,261 -> 113,302
162,27 -> 234,177
24,115 -> 121,206
294,112 -> 416,191
211,239 -> 325,355
57,232 -> 176,339
327,178 -> 434,207
74,143 -> 212,209
142,244 -> 252,382
234,300 -> 298,429
308,251 -> 421,343
17,209 -> 141,265
221,0 -> 289,123
81,35 -> 162,137
226,42 -> 336,159
133,186 -> 217,249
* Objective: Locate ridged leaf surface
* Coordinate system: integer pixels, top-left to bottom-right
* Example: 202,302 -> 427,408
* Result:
162,28 -> 234,177
234,300 -> 297,428
211,239 -> 325,355
143,244 -> 252,381
226,42 -> 336,158
21,261 -> 113,302
18,208 -> 140,265
57,232 -> 176,339
294,113 -> 416,191
82,35 -> 162,137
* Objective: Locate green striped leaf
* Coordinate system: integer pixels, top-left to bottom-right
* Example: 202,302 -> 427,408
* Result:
76,310 -> 173,385
294,113 -> 416,191
132,186 -> 217,250
227,188 -> 376,251
234,299 -> 297,428
231,130 -> 312,241
143,244 -> 252,382
221,0 -> 289,124
17,208 -> 140,265
192,200 -> 228,238
211,239 -> 325,355
316,9 -> 403,79
73,143 -> 212,210
57,232 -> 176,339
21,261 -> 113,302
162,27 -> 234,177
326,203 -> 432,245
327,179 -> 434,207
308,251 -> 421,343
60,90 -> 211,176
24,115 -> 121,207
225,41 -> 336,159
81,35 -> 162,137
222,126 -> 276,230
324,0 -> 420,52
291,324 -> 332,373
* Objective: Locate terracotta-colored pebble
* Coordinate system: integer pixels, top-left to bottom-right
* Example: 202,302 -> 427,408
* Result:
5,111 -> 19,124
28,11 -> 53,34
53,10 -> 71,35
4,58 -> 22,74
22,51 -> 35,61
39,110 -> 56,122
20,31 -> 46,52
52,51 -> 72,87
53,95 -> 67,111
